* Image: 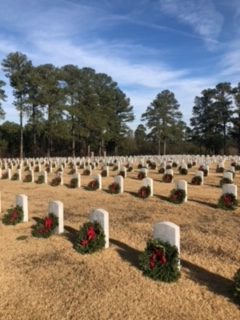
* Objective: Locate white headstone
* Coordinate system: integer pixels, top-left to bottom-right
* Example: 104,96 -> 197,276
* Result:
58,172 -> 64,185
143,177 -> 154,196
89,208 -> 109,248
94,174 -> 102,190
223,171 -> 233,181
222,184 -> 237,197
8,168 -> 12,180
176,180 -> 188,202
17,169 -> 22,181
114,175 -> 124,193
153,221 -> 180,254
73,173 -> 81,188
16,194 -> 28,222
48,201 -> 64,234
196,170 -> 204,184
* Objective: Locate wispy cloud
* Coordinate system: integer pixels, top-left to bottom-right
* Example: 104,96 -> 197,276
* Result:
158,0 -> 224,49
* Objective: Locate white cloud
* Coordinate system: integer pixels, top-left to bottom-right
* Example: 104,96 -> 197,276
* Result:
158,0 -> 223,49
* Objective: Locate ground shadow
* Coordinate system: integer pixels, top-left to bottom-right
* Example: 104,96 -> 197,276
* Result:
124,190 -> 139,198
189,199 -> 217,209
181,259 -> 238,304
32,216 -> 43,223
110,238 -> 142,269
64,225 -> 79,245
154,194 -> 170,202
204,183 -> 220,188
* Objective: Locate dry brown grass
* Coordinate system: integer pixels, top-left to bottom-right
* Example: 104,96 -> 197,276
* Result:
0,162 -> 240,320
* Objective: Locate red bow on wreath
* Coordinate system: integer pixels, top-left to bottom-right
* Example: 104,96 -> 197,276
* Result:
149,249 -> 167,270
44,217 -> 54,230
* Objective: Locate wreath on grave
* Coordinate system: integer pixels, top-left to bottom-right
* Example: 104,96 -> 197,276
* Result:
32,213 -> 58,238
191,176 -> 202,185
83,169 -> 91,175
109,182 -> 121,194
166,165 -> 172,169
101,169 -> 107,177
51,176 -> 61,186
127,166 -> 133,172
2,172 -> 8,179
2,205 -> 23,225
138,185 -> 151,199
163,173 -> 173,183
36,174 -> 44,184
179,167 -> 188,175
158,168 -> 165,174
150,163 -> 156,170
70,177 -> 78,188
138,164 -> 143,169
236,164 -> 240,171
169,189 -> 186,204
139,239 -> 180,282
233,268 -> 240,300
216,166 -> 224,173
88,179 -> 99,191
220,177 -> 232,187
24,174 -> 32,182
119,170 -> 126,178
187,163 -> 192,169
218,193 -> 238,210
74,221 -> 105,254
68,168 -> 76,175
172,162 -> 178,168
199,166 -> 208,177
11,172 -> 19,181
138,171 -> 146,180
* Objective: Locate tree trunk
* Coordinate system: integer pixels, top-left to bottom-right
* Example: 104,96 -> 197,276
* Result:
158,136 -> 161,155
20,109 -> 23,159
163,139 -> 167,155
47,105 -> 51,157
32,104 -> 37,157
72,120 -> 76,158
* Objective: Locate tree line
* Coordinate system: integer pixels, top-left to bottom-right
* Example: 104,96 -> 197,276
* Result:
0,51 -> 239,157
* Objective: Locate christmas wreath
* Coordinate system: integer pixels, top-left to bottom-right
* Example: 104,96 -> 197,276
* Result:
220,177 -> 232,186
24,174 -> 32,182
218,193 -> 238,210
138,185 -> 151,199
109,182 -> 121,194
172,162 -> 178,168
138,171 -> 146,180
233,268 -> 240,300
119,170 -> 126,178
11,173 -> 19,181
169,188 -> 186,204
187,163 -> 192,168
101,169 -> 107,177
2,172 -> 8,179
88,179 -> 99,191
127,166 -> 133,172
2,205 -> 23,225
51,176 -> 61,186
32,213 -> 58,238
163,173 -> 173,183
150,163 -> 156,170
139,239 -> 180,282
179,167 -> 188,175
83,169 -> 91,175
191,176 -> 202,185
158,168 -> 165,174
70,177 -> 78,188
74,221 -> 105,254
36,174 -> 44,184
216,166 -> 224,173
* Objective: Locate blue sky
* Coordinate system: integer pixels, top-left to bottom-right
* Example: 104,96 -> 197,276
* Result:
0,0 -> 239,129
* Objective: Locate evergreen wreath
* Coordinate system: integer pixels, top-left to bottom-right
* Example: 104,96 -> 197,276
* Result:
138,171 -> 146,180
36,174 -> 44,184
187,163 -> 192,168
150,163 -> 156,170
166,165 -> 172,169
2,205 -> 23,225
24,174 -> 32,182
74,221 -> 105,254
233,268 -> 240,300
109,182 -> 121,194
70,177 -> 78,188
32,213 -> 58,238
216,166 -> 224,173
172,162 -> 178,168
2,172 -> 8,179
119,170 -> 126,178
88,179 -> 99,191
11,172 -> 19,181
51,176 -> 61,186
169,188 -> 186,204
83,169 -> 91,175
220,177 -> 232,186
101,169 -> 107,177
138,163 -> 143,169
139,239 -> 180,282
218,193 -> 238,210
179,167 -> 188,175
127,166 -> 133,172
191,176 -> 202,185
163,173 -> 173,183
158,167 -> 165,174
138,185 -> 151,199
